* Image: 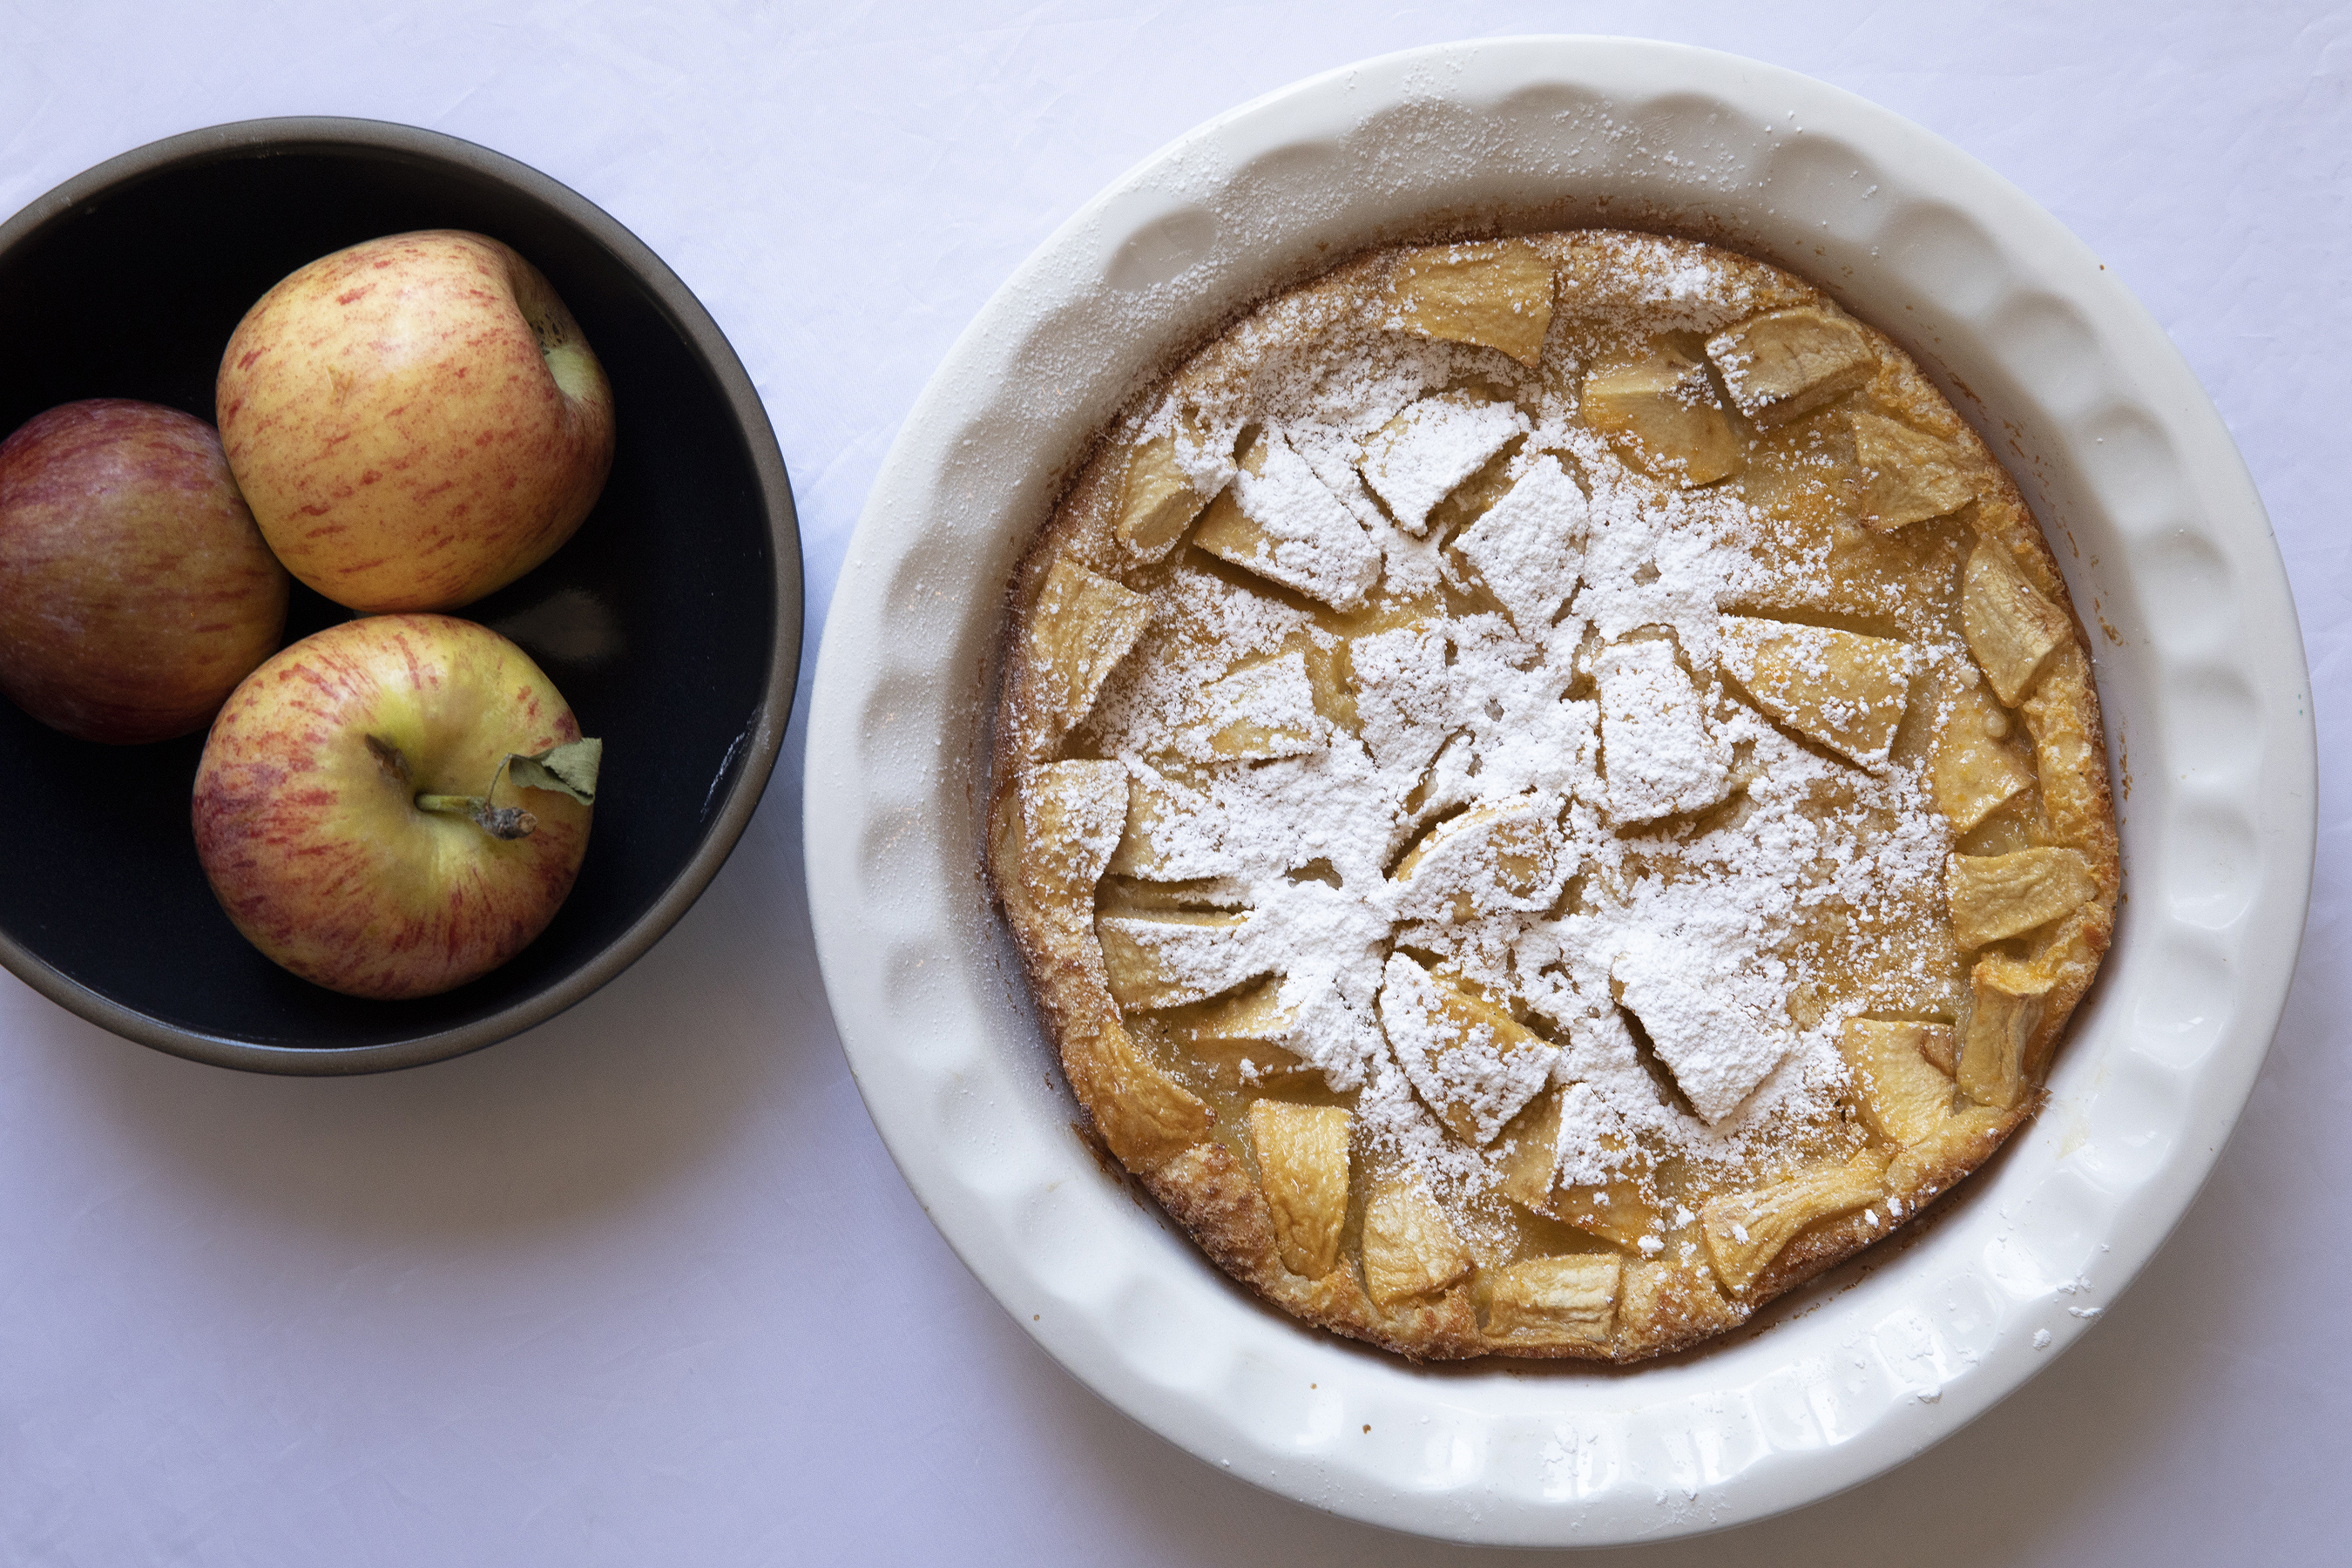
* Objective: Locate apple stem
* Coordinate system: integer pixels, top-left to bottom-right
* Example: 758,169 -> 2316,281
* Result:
413,756 -> 538,841
478,803 -> 541,840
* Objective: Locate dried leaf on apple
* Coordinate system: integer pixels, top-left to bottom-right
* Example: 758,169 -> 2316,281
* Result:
509,738 -> 603,803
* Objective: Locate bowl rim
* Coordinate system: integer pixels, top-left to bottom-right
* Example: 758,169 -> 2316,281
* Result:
0,116 -> 803,1076
802,36 -> 2317,1544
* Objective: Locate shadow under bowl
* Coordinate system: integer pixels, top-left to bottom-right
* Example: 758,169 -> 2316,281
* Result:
0,118 -> 801,1073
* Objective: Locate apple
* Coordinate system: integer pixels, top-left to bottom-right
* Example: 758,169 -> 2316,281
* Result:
0,399 -> 289,744
192,613 -> 598,999
215,230 -> 616,614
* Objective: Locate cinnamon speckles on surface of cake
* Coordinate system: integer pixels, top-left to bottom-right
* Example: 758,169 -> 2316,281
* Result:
987,229 -> 2119,1362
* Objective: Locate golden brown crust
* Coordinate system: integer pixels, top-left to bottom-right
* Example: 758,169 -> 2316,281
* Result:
983,228 -> 2119,1363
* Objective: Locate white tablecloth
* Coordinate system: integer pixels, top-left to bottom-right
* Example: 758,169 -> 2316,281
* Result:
3,3 -> 2342,1561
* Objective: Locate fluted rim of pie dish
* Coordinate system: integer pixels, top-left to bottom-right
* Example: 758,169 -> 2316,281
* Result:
804,37 -> 2314,1544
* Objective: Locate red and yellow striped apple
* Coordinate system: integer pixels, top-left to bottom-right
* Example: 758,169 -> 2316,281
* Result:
0,398 -> 288,743
193,614 -> 595,999
216,230 -> 615,613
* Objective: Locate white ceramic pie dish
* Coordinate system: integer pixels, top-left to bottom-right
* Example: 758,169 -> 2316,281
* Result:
803,37 -> 2315,1546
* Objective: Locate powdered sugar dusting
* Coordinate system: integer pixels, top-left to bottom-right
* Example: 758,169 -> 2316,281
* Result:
1225,431 -> 1382,608
1361,392 -> 1527,534
1380,953 -> 1556,1145
1592,639 -> 1733,822
1064,231 -> 1961,1248
1454,456 -> 1587,630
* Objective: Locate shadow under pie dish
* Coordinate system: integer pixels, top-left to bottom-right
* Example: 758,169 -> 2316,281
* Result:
986,229 -> 2119,1362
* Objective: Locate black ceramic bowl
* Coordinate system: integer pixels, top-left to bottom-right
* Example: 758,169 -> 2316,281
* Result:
0,118 -> 799,1073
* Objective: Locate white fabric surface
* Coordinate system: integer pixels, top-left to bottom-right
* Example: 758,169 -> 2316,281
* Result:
1,2 -> 2343,1561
